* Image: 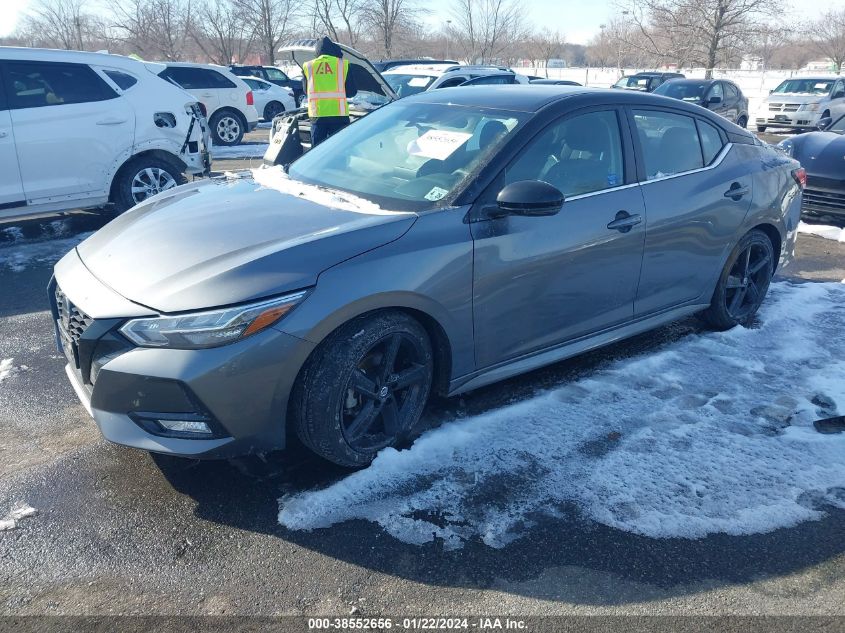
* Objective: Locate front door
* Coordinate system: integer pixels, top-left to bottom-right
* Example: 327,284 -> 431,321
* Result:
0,70 -> 24,208
470,108 -> 646,369
4,60 -> 134,202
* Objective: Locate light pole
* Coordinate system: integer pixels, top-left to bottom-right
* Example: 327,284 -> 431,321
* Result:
616,10 -> 629,78
445,20 -> 452,60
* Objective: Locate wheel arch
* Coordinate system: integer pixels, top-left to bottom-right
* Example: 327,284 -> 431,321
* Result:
109,149 -> 187,202
211,105 -> 247,126
750,222 -> 783,274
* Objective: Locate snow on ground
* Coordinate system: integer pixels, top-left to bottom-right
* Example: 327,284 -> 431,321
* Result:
210,143 -> 269,159
798,221 -> 845,243
0,358 -> 15,382
0,231 -> 93,272
279,282 -> 845,549
0,502 -> 37,531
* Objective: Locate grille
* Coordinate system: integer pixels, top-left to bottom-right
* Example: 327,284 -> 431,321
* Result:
803,188 -> 845,215
55,286 -> 93,344
768,103 -> 800,112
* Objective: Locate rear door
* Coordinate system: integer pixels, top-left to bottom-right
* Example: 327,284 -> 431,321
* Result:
0,65 -> 25,209
630,108 -> 754,315
470,107 -> 646,368
4,60 -> 134,202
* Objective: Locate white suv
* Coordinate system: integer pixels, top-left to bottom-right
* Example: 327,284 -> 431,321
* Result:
158,63 -> 259,145
0,47 -> 210,222
383,64 -> 528,98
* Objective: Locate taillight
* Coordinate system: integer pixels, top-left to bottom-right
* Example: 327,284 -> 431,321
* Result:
792,167 -> 806,189
246,91 -> 254,106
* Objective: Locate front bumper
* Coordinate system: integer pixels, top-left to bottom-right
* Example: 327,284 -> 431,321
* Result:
51,258 -> 315,459
755,108 -> 821,129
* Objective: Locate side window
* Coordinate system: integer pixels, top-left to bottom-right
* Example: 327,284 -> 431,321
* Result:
162,67 -> 236,90
5,61 -> 116,109
833,80 -> 845,99
103,69 -> 138,91
437,77 -> 467,89
265,67 -> 289,82
696,119 -> 724,165
0,72 -> 7,111
724,83 -> 738,101
505,110 -> 625,197
706,82 -> 724,101
632,110 -> 704,179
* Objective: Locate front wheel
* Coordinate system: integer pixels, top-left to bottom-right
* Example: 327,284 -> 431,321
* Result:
736,115 -> 748,128
210,110 -> 245,145
291,312 -> 433,467
699,230 -> 775,330
756,125 -> 767,133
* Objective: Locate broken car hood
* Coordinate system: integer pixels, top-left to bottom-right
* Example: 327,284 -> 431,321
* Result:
76,172 -> 416,313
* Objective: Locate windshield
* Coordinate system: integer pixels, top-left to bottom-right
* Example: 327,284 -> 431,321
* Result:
614,76 -> 650,91
288,101 -> 526,210
654,81 -> 707,101
772,79 -> 834,95
265,67 -> 288,81
384,74 -> 436,98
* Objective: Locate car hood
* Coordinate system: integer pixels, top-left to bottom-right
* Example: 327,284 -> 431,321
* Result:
764,93 -> 827,105
76,170 -> 416,313
792,132 -> 845,180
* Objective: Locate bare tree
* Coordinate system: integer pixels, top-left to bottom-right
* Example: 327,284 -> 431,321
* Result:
806,9 -> 845,73
192,0 -> 254,64
619,0 -> 783,77
19,0 -> 95,50
528,29 -> 565,76
113,0 -> 194,60
235,0 -> 298,64
312,0 -> 365,47
449,0 -> 527,64
362,0 -> 422,58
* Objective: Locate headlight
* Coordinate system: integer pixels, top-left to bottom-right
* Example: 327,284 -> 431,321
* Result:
119,291 -> 308,349
800,102 -> 820,112
776,139 -> 794,156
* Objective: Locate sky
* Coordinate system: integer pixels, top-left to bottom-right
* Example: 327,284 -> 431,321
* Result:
1,0 -> 842,45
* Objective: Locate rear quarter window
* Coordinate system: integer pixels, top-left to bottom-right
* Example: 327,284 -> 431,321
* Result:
103,69 -> 138,91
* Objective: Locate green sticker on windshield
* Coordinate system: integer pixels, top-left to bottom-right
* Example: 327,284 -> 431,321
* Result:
425,187 -> 449,201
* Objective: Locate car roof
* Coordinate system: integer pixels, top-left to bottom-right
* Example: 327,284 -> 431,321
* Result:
0,46 -> 152,68
383,63 -> 455,76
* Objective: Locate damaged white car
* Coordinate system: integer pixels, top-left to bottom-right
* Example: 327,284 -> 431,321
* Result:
0,48 -> 211,221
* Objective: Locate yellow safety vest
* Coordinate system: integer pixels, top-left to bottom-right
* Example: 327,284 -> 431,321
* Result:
303,55 -> 350,118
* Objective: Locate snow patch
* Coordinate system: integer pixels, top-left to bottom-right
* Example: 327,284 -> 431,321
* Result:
250,166 -> 403,216
279,282 -> 845,548
798,221 -> 845,243
211,143 -> 269,159
0,503 -> 37,532
0,232 -> 93,272
0,358 -> 15,382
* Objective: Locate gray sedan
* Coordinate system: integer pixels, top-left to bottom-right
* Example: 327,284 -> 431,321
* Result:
51,86 -> 804,467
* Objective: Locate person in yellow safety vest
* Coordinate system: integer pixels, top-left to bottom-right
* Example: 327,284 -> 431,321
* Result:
302,37 -> 359,146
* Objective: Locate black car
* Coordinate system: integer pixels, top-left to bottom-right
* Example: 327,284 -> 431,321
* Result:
372,58 -> 458,72
653,79 -> 749,128
529,78 -> 583,86
778,113 -> 845,220
613,72 -> 685,92
229,64 -> 304,105
459,73 -> 521,86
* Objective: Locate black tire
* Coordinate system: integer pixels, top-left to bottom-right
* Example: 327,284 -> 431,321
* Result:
263,101 -> 285,121
111,156 -> 186,214
699,230 -> 775,330
291,311 -> 434,468
209,109 -> 245,146
756,125 -> 767,133
736,115 -> 748,129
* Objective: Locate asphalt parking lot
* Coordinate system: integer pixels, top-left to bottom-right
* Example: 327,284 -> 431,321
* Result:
1,129 -> 845,617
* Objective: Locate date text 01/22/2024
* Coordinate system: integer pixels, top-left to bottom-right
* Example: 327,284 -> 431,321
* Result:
307,617 -> 528,630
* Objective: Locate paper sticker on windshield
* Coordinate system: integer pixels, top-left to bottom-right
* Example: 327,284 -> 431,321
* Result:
408,130 -> 472,161
425,186 -> 449,201
408,77 -> 430,87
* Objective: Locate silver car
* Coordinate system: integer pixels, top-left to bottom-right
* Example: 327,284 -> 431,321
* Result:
755,76 -> 845,132
52,86 -> 804,467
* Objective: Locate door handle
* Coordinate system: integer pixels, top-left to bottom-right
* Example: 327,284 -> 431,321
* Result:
0,131 -> 7,138
724,183 -> 750,200
607,211 -> 642,233
96,118 -> 127,125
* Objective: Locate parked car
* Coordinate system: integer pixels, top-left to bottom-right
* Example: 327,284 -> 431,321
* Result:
777,112 -> 845,220
458,72 -> 529,86
529,78 -> 583,86
372,58 -> 458,72
53,86 -> 803,467
241,76 -> 296,121
159,62 -> 259,146
383,64 -> 525,97
613,71 -> 685,92
228,64 -> 304,107
653,78 -> 749,127
754,76 -> 845,133
0,47 -> 210,222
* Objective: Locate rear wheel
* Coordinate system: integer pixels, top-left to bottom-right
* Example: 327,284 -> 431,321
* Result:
210,109 -> 245,145
263,100 -> 285,121
736,115 -> 748,128
291,312 -> 434,467
756,125 -> 767,132
699,230 -> 775,330
112,156 -> 186,213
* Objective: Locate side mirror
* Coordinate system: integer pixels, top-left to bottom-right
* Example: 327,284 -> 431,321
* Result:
817,117 -> 833,131
708,95 -> 722,105
496,180 -> 563,216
